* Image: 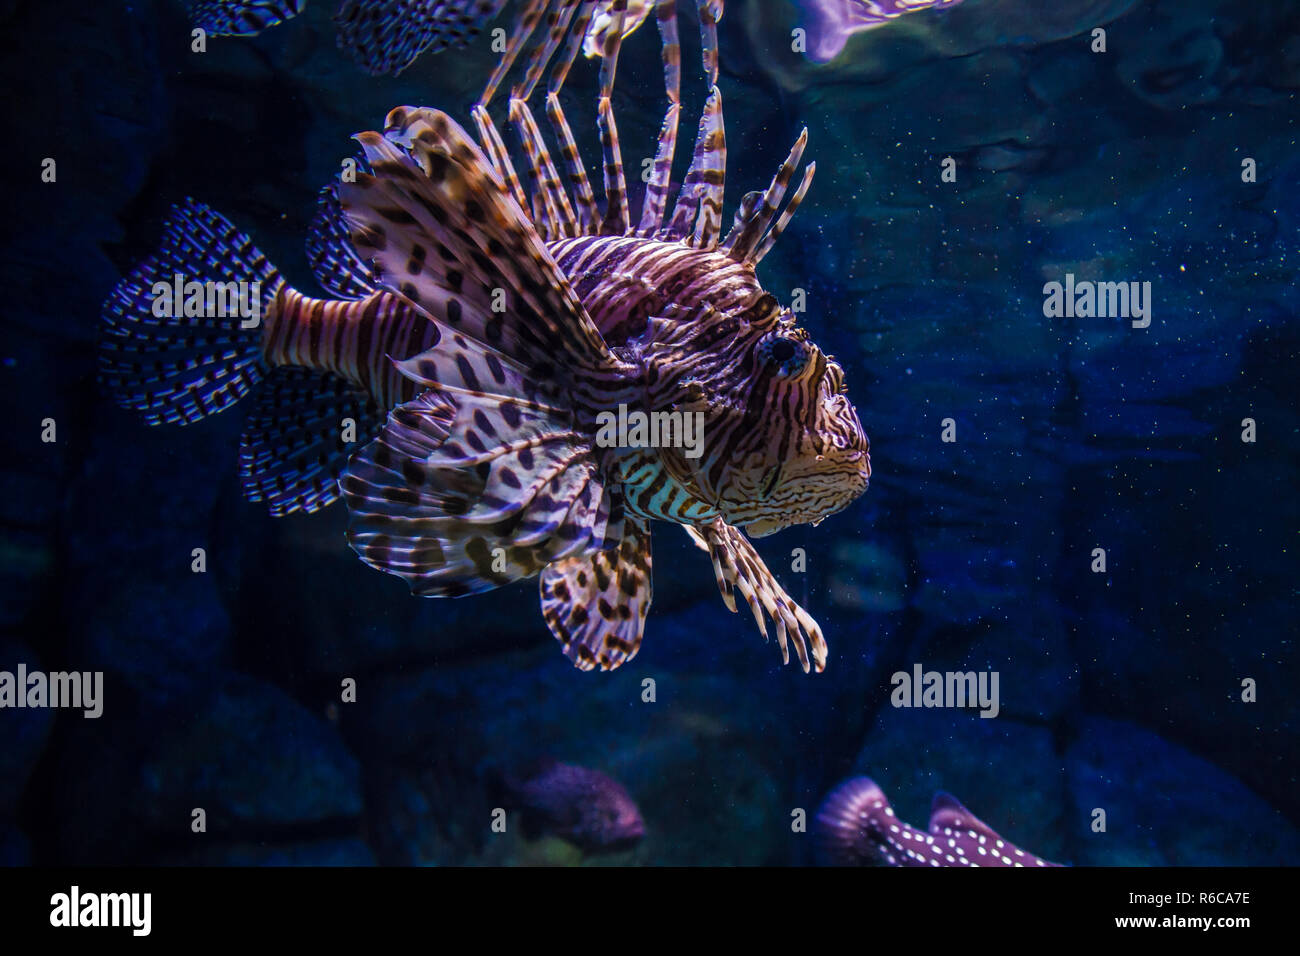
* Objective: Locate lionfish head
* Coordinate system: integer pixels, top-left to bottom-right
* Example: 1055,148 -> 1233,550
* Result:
670,300 -> 871,538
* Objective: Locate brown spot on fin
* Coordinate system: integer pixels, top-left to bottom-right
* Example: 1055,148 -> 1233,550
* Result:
342,388 -> 624,596
541,516 -> 652,672
338,106 -> 636,406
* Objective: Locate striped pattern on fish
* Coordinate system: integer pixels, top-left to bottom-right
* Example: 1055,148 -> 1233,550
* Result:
190,0 -> 507,75
101,0 -> 871,675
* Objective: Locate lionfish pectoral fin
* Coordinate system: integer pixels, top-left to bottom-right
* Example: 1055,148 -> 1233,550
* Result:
689,518 -> 827,673
342,386 -> 622,597
541,515 -> 651,671
240,367 -> 385,516
334,0 -> 507,76
190,0 -> 306,36
339,105 -> 634,390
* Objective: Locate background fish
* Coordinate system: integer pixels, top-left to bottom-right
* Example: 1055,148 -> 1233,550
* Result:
190,0 -> 664,76
102,0 -> 870,676
190,0 -> 508,74
814,776 -> 1063,867
497,760 -> 645,850
795,0 -> 967,63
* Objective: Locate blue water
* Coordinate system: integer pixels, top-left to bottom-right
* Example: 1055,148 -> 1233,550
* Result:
1,0 -> 1296,865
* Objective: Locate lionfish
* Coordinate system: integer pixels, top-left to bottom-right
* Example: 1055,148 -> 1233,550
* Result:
190,0 -> 504,74
190,0 -> 653,75
102,0 -> 871,673
815,776 -> 1063,867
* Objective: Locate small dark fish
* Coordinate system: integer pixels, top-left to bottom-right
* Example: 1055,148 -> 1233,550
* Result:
502,761 -> 645,851
815,776 -> 1062,867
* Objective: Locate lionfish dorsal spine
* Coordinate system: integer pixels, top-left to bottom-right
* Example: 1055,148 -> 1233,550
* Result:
468,0 -> 741,247
636,0 -> 683,237
663,84 -> 725,247
719,127 -> 811,264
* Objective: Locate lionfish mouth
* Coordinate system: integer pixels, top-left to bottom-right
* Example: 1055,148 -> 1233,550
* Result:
746,506 -> 838,539
744,458 -> 871,538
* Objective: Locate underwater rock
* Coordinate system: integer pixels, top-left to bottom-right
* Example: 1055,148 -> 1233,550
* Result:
61,406 -> 241,706
50,672 -> 361,862
827,540 -> 906,612
1065,715 -> 1300,865
352,600 -> 794,865
135,674 -> 362,830
1116,22 -> 1225,110
163,838 -> 375,866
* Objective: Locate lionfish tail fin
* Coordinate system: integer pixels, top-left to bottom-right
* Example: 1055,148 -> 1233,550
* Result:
189,0 -> 306,36
100,198 -> 283,426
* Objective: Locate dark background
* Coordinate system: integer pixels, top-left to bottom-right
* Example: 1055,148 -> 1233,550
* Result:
0,0 -> 1296,865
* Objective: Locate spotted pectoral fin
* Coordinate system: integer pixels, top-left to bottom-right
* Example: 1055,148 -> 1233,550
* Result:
928,793 -> 1061,867
239,367 -> 384,516
341,388 -> 621,596
686,518 -> 827,673
339,106 -> 635,389
541,517 -> 651,672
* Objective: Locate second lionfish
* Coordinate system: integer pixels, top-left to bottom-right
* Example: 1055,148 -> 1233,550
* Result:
101,0 -> 872,673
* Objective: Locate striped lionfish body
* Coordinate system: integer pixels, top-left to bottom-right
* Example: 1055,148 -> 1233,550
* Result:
101,0 -> 871,674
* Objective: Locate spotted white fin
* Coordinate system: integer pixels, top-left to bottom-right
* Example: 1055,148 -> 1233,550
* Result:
343,388 -> 624,596
338,105 -> 635,393
541,516 -> 651,671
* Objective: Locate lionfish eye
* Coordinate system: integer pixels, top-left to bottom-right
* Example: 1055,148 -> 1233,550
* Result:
761,333 -> 810,375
